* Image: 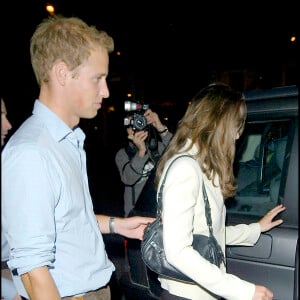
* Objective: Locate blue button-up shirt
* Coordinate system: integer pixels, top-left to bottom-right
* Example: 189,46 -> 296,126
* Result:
1,100 -> 115,298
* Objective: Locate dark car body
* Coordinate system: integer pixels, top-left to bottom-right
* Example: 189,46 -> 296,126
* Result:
105,85 -> 298,300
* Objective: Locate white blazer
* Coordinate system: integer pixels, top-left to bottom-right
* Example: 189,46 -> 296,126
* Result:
159,140 -> 261,300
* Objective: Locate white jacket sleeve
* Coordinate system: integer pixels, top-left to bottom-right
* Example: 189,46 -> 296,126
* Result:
226,223 -> 261,246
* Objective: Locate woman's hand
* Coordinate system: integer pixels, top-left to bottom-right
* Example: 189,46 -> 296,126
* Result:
258,204 -> 286,233
253,285 -> 274,300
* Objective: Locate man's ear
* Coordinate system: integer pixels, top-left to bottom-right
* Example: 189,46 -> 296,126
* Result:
54,61 -> 68,85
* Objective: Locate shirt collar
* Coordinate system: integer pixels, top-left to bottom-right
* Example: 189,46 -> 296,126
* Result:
32,100 -> 85,144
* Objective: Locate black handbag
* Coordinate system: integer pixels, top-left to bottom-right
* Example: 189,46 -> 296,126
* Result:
141,155 -> 226,283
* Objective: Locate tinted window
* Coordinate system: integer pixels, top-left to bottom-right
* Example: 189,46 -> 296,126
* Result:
226,119 -> 292,218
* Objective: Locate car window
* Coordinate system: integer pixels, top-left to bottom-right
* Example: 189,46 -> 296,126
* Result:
226,119 -> 292,218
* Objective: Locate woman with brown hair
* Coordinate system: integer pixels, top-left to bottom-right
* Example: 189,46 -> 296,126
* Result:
154,83 -> 285,300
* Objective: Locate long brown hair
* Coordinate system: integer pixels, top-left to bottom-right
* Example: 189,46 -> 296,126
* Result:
155,83 -> 246,199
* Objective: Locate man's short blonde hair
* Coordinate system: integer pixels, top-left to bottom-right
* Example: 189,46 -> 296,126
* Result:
30,15 -> 114,86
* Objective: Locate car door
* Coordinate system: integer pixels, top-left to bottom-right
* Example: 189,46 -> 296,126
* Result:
225,86 -> 298,300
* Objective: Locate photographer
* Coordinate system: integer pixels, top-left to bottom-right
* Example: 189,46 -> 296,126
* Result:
115,107 -> 172,216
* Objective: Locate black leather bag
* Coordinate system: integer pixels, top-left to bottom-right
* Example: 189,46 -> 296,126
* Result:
141,155 -> 226,283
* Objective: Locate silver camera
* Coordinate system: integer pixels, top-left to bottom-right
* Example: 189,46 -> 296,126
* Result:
124,101 -> 149,112
124,101 -> 149,131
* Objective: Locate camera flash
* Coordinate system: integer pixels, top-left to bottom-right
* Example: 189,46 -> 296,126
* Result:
125,101 -> 143,111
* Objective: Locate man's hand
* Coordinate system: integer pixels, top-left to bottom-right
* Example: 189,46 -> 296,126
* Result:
115,216 -> 155,240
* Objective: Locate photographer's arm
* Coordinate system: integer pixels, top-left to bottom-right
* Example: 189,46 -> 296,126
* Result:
160,130 -> 173,145
128,129 -> 148,157
115,146 -> 149,185
144,109 -> 168,135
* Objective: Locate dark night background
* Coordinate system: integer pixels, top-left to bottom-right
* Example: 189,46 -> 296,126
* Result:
1,1 -> 298,215
0,3 -> 298,298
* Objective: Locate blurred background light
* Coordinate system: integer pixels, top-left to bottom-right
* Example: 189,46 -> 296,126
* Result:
46,3 -> 55,15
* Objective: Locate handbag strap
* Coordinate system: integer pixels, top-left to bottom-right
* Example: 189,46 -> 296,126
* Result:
202,180 -> 226,266
157,155 -> 213,236
157,155 -> 194,219
202,180 -> 214,237
157,155 -> 226,266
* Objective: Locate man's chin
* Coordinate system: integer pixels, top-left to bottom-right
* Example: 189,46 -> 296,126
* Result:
82,110 -> 98,120
95,103 -> 102,110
